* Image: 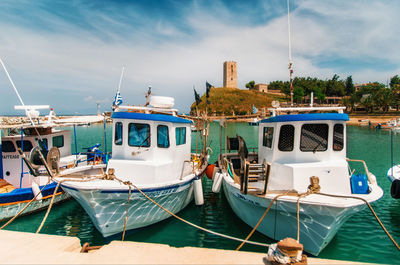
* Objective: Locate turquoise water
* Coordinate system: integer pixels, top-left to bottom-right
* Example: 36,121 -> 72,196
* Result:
2,123 -> 400,263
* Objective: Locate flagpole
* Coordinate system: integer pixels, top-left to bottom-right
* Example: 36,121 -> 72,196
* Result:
118,66 -> 125,93
287,0 -> 294,106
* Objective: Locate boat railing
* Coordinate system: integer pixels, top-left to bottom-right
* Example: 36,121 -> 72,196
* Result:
268,106 -> 346,117
180,160 -> 195,180
115,105 -> 178,116
346,158 -> 377,185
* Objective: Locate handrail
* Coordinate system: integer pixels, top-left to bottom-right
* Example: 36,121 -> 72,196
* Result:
346,158 -> 377,185
180,160 -> 194,180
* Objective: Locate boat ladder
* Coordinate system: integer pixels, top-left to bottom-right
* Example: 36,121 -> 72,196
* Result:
241,160 -> 271,195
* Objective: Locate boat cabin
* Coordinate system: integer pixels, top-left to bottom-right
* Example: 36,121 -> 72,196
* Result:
1,127 -> 72,188
258,112 -> 350,194
108,97 -> 193,185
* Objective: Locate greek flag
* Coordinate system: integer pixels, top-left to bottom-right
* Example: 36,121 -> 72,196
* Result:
252,105 -> 258,114
113,91 -> 122,106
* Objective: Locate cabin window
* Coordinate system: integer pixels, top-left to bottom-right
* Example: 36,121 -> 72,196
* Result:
2,141 -> 16,152
300,124 -> 328,152
52,135 -> 64,148
128,123 -> 150,147
175,127 -> 186,145
262,127 -> 274,148
333,124 -> 344,151
115,122 -> 123,145
16,140 -> 34,152
157,125 -> 170,148
278,125 -> 295,151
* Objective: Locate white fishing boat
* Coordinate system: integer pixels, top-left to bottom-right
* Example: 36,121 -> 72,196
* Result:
0,106 -> 107,221
212,106 -> 383,256
0,58 -> 108,222
56,95 -> 209,237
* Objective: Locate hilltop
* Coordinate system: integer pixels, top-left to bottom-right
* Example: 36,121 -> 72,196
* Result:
190,87 -> 285,116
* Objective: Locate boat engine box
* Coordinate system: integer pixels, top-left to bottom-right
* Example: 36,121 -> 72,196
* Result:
351,174 -> 369,194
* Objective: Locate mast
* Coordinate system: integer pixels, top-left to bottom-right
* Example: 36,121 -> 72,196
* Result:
287,0 -> 294,106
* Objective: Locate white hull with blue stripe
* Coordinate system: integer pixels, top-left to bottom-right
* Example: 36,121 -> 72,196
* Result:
57,97 -> 208,237
0,182 -> 69,221
219,107 -> 383,256
61,175 -> 195,237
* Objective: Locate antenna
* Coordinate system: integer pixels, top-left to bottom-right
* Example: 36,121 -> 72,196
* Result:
0,58 -> 36,125
287,0 -> 294,106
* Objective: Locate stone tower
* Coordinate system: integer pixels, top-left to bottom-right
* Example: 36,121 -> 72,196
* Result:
223,61 -> 237,88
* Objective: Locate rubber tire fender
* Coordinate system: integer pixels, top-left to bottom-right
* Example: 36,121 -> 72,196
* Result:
390,179 -> 400,199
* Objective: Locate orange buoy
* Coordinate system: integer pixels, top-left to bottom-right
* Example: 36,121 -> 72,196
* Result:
205,164 -> 215,180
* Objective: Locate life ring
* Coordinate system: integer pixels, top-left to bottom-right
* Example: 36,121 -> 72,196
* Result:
390,179 -> 400,199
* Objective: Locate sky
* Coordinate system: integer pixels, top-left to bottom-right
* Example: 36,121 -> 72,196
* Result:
0,0 -> 399,115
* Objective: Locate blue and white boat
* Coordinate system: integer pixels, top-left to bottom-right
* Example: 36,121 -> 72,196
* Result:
214,106 -> 383,256
57,96 -> 208,237
0,106 -> 106,221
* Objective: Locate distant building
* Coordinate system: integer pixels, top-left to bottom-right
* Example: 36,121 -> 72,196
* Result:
223,61 -> 237,88
249,83 -> 282,94
254,83 -> 268,92
354,83 -> 368,91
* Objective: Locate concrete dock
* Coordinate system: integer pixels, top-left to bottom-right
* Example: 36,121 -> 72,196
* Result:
0,230 -> 372,264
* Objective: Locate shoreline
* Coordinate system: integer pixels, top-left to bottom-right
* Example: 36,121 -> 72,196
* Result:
1,114 -> 399,127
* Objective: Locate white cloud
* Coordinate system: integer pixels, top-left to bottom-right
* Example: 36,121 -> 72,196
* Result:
0,0 -> 399,114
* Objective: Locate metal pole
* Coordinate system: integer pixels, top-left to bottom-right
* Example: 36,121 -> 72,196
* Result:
287,0 -> 294,106
73,124 -> 78,158
391,129 -> 394,177
0,130 -> 3,179
19,127 -> 23,188
104,117 -> 108,163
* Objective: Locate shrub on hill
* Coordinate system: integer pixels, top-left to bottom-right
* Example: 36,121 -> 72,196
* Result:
190,87 -> 284,116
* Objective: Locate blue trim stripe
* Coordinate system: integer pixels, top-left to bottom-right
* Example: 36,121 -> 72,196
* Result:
0,182 -> 62,204
62,177 -> 194,193
101,177 -> 194,193
260,113 -> 349,123
112,112 -> 192,124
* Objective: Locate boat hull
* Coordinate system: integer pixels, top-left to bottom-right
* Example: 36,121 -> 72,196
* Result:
222,178 -> 366,256
61,178 -> 195,237
0,183 -> 70,222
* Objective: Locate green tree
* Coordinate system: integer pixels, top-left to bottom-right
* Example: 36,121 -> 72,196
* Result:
245,80 -> 255,89
314,86 -> 326,102
390,75 -> 400,90
345,76 -> 355,95
293,87 -> 304,103
326,74 -> 345,96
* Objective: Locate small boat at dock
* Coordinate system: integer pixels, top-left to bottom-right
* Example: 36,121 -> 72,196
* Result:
0,106 -> 107,221
56,95 -> 209,237
212,106 -> 383,256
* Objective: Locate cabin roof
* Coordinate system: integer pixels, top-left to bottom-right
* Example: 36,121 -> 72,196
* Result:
260,113 -> 349,124
111,112 -> 193,124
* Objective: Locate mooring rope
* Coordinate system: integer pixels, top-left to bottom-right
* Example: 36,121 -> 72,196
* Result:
235,192 -> 289,251
110,176 -> 270,248
0,179 -> 51,230
34,175 -> 103,234
36,181 -> 61,234
121,184 -> 132,241
317,192 -> 400,251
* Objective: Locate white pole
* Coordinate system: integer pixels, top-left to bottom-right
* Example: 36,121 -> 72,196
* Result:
0,58 -> 25,106
0,58 -> 36,126
287,0 -> 294,106
117,66 -> 125,92
310,92 -> 314,107
287,0 -> 292,63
